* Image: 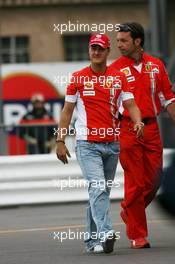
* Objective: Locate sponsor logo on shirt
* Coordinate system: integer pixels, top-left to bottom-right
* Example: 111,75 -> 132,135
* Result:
126,76 -> 135,82
83,81 -> 95,96
120,67 -> 135,82
120,67 -> 131,76
83,91 -> 95,96
105,79 -> 113,89
84,81 -> 94,89
113,78 -> 122,89
144,62 -> 159,74
104,76 -> 122,89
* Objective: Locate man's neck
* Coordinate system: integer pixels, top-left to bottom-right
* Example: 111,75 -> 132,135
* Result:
129,49 -> 143,65
90,63 -> 107,75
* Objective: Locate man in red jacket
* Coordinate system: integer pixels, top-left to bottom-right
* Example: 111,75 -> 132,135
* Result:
111,22 -> 175,249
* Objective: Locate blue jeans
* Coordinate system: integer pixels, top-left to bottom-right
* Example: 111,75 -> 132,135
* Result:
75,140 -> 120,251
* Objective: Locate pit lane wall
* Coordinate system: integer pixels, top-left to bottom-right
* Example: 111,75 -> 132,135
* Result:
0,149 -> 174,206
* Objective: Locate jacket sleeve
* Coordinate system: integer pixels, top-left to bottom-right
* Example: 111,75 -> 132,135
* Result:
120,72 -> 134,102
159,61 -> 175,108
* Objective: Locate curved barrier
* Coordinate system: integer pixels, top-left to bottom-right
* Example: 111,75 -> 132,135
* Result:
0,149 -> 174,206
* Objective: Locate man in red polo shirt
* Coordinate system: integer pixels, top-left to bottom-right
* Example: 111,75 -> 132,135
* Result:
111,22 -> 175,249
56,33 -> 144,254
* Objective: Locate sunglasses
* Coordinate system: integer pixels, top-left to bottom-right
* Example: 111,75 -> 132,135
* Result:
119,24 -> 140,33
118,24 -> 134,33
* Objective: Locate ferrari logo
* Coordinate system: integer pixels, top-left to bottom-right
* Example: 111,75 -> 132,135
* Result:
144,62 -> 159,74
145,64 -> 152,72
106,80 -> 113,89
145,64 -> 151,72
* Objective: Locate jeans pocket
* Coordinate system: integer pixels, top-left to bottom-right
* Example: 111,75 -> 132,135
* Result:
110,142 -> 120,154
76,141 -> 95,157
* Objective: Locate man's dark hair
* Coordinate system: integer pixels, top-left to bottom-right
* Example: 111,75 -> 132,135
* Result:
119,22 -> 145,48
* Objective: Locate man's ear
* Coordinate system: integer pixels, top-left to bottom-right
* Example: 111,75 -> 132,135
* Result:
135,38 -> 142,47
107,47 -> 110,56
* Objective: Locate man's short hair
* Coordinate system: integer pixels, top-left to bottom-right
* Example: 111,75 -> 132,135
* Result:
118,22 -> 145,48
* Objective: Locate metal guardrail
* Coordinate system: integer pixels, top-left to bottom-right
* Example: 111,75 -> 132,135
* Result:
0,123 -> 56,155
0,123 -> 76,155
0,149 -> 174,207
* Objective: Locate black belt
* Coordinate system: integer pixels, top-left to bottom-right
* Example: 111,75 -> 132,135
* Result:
121,116 -> 157,125
87,141 -> 114,144
142,117 -> 157,125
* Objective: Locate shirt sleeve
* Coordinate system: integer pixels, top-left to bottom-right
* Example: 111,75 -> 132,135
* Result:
159,61 -> 175,108
65,73 -> 78,103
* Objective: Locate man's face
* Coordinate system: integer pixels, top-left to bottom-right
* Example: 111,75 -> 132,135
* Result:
116,31 -> 139,56
89,44 -> 109,64
33,101 -> 45,110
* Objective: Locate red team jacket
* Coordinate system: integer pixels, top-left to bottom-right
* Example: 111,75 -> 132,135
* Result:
111,53 -> 175,118
65,65 -> 134,142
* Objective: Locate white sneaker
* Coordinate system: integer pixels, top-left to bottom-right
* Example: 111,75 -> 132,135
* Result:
93,245 -> 104,253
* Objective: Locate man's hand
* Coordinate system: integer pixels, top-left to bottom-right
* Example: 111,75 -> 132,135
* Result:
55,101 -> 75,163
133,121 -> 144,138
56,142 -> 71,164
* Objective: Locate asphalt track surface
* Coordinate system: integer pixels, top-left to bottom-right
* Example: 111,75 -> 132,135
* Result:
0,201 -> 175,264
